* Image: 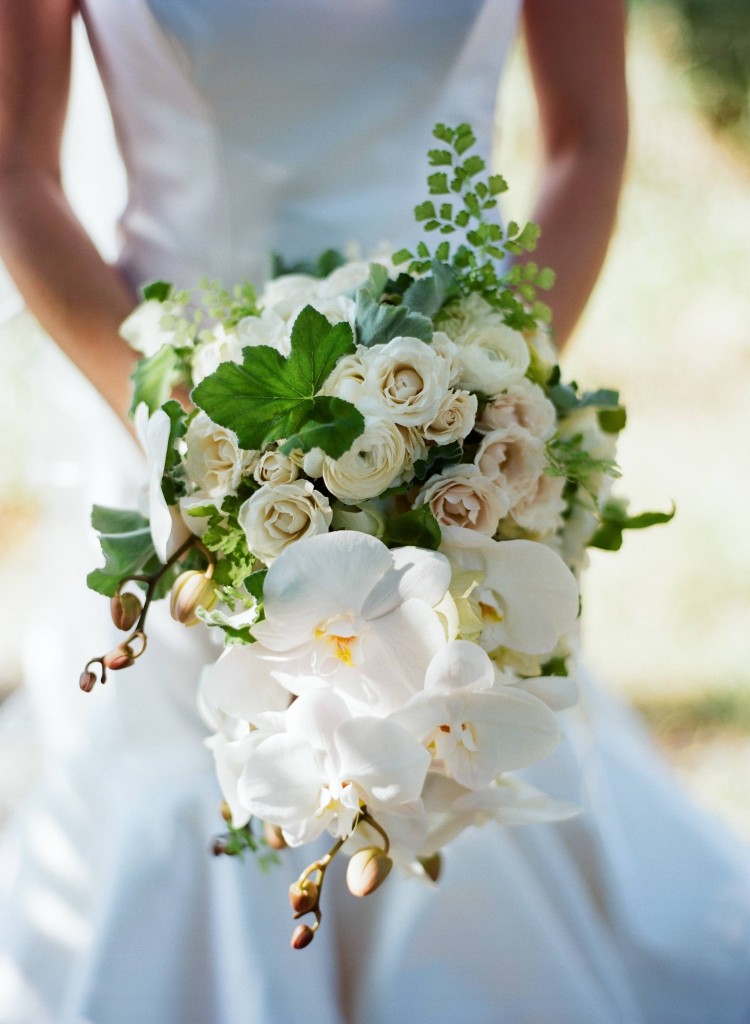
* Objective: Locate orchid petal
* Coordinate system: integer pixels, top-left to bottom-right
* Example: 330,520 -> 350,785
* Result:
334,716 -> 431,807
237,732 -> 323,831
134,402 -> 174,563
200,646 -> 291,723
362,547 -> 451,619
424,640 -> 495,693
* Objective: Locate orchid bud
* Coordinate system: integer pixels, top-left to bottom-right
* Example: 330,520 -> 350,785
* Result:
212,837 -> 237,857
290,924 -> 315,950
79,669 -> 97,693
110,591 -> 142,631
345,847 -> 393,898
103,645 -> 135,671
220,801 -> 232,824
263,821 -> 288,850
418,852 -> 442,883
289,881 -> 319,916
170,570 -> 218,626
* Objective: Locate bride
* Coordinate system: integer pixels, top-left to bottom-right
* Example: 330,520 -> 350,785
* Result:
1,1 -> 749,1022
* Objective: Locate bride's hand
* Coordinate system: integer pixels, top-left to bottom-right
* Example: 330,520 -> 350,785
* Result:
0,0 -> 139,424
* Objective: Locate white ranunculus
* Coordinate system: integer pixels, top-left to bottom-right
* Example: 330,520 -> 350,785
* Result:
510,471 -> 567,536
259,274 -> 320,320
440,526 -> 579,656
415,464 -> 509,535
251,532 -> 451,712
120,299 -> 177,357
423,390 -> 478,444
454,322 -> 530,397
302,294 -> 357,329
253,449 -> 299,486
475,425 -> 548,506
398,424 -> 429,474
359,336 -> 450,427
191,324 -> 244,385
330,501 -> 386,538
184,412 -> 251,499
322,417 -> 407,502
235,307 -> 291,356
477,379 -> 557,440
134,403 -> 191,562
438,293 -> 499,338
238,480 -> 332,564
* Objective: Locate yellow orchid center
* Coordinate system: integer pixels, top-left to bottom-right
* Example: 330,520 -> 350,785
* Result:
478,601 -> 503,624
314,624 -> 357,666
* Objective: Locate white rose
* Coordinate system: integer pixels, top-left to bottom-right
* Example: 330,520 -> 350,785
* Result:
430,331 -> 463,386
322,417 -> 407,502
454,323 -> 530,397
238,481 -> 332,564
260,274 -> 320,320
415,464 -> 509,534
317,260 -> 372,297
303,294 -> 357,329
320,352 -> 367,405
510,471 -> 567,536
423,390 -> 478,444
477,379 -> 557,440
360,336 -> 450,426
120,299 -> 179,357
185,412 -> 254,499
253,449 -> 300,486
397,424 -> 429,477
475,426 -> 548,506
236,307 -> 291,356
191,325 -> 244,385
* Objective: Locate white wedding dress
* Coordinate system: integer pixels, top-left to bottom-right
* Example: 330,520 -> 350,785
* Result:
1,2 -> 750,1022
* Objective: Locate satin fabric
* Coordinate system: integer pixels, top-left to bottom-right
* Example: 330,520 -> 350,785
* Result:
1,3 -> 749,1022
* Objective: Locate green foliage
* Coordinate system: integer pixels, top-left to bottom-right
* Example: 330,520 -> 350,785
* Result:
589,498 -> 676,552
129,344 -> 184,416
269,248 -> 346,280
87,506 -> 155,597
411,440 -> 464,483
546,438 -> 621,492
192,305 -> 365,457
355,290 -> 433,347
402,261 -> 461,318
214,820 -> 281,869
383,507 -> 442,550
142,280 -> 172,302
394,124 -> 555,332
199,278 -> 259,327
192,495 -> 257,590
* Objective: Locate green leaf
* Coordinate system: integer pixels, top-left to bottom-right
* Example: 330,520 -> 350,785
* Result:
488,174 -> 508,196
280,396 -> 365,460
391,248 -> 413,266
589,500 -> 675,551
87,505 -> 155,597
129,344 -> 183,416
384,507 -> 442,550
597,407 -> 627,433
411,440 -> 463,482
142,280 -> 172,302
427,172 -> 449,195
193,305 -> 362,456
403,261 -> 460,319
355,290 -> 433,347
415,201 -> 437,222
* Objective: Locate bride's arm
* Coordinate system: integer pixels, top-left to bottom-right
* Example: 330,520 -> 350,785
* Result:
522,0 -> 628,348
0,0 -> 138,422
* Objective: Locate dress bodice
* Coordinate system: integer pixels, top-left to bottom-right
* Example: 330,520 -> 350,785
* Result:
79,0 -> 521,291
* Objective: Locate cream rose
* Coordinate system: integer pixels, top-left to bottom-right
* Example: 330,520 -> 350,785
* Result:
253,449 -> 300,487
510,471 -> 566,536
185,412 -> 255,499
477,379 -> 556,440
236,307 -> 291,356
475,426 -> 548,507
259,274 -> 320,320
360,336 -> 450,426
415,464 -> 509,534
322,417 -> 407,502
319,352 -> 367,406
238,480 -> 332,564
316,260 -> 372,297
438,293 -> 499,337
454,323 -> 530,397
423,390 -> 478,444
191,325 -> 244,385
430,331 -> 463,386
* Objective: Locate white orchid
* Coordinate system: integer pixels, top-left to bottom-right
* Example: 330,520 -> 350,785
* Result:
251,532 -> 451,711
236,689 -> 431,845
440,526 -> 579,656
393,641 -> 560,789
134,402 -> 190,562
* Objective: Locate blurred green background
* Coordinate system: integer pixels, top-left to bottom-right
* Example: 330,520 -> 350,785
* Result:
0,2 -> 748,835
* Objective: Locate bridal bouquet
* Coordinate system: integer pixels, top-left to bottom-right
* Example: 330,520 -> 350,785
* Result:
82,124 -> 671,947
